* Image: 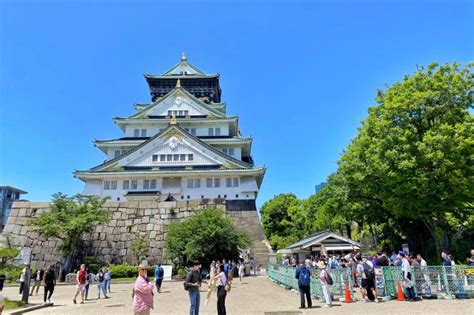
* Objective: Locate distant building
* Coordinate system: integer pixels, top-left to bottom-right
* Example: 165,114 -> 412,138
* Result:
315,182 -> 326,193
0,186 -> 27,231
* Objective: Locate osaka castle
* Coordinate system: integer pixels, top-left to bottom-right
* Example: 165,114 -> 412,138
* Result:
74,53 -> 265,210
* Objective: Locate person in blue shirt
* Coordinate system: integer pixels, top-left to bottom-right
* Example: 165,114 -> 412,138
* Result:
441,251 -> 452,266
154,263 -> 164,293
295,262 -> 312,309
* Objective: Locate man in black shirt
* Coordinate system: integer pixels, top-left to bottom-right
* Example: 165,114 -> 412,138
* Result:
185,261 -> 202,315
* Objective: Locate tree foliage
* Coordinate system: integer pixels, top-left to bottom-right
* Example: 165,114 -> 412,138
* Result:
260,193 -> 305,250
29,193 -> 111,270
165,208 -> 250,268
261,63 -> 474,259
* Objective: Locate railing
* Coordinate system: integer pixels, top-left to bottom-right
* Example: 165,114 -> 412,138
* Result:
266,265 -> 354,301
382,266 -> 474,299
267,264 -> 474,301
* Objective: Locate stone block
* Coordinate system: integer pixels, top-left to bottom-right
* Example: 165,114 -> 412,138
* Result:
150,231 -> 157,239
117,220 -> 125,227
142,216 -> 150,224
146,224 -> 154,231
109,220 -> 117,227
105,201 -> 120,208
12,225 -> 22,234
139,200 -> 158,209
138,224 -> 146,232
126,208 -> 136,215
137,209 -> 144,216
113,212 -> 121,220
121,213 -> 128,220
10,208 -> 19,217
2,225 -> 13,233
145,209 -> 152,216
133,219 -> 141,225
18,208 -> 27,217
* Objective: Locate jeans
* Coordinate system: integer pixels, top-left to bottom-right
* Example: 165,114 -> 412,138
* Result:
188,289 -> 200,315
30,280 -> 41,295
298,285 -> 311,308
104,279 -> 111,292
97,282 -> 107,298
322,285 -> 332,306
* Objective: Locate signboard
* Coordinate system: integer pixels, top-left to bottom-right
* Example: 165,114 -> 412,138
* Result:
162,265 -> 173,281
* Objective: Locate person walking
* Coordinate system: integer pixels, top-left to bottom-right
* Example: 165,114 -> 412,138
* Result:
133,264 -> 154,315
295,262 -> 312,309
84,268 -> 94,300
154,264 -> 164,293
400,251 -> 416,301
238,262 -> 244,284
30,268 -> 44,296
19,264 -> 27,296
43,265 -> 56,304
104,267 -> 112,294
318,261 -> 332,308
73,264 -> 86,304
214,264 -> 228,315
356,256 -> 368,302
97,266 -> 109,299
185,261 -> 202,315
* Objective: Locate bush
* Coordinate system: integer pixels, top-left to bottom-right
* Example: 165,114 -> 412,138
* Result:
108,264 -> 155,278
0,265 -> 23,282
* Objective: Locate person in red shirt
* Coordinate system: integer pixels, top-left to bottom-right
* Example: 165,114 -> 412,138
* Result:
73,264 -> 86,304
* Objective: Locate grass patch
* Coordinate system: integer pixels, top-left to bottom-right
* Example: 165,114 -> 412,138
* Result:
4,297 -> 25,310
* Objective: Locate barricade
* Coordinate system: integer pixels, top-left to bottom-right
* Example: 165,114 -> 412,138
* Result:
266,265 -> 355,301
268,264 -> 474,301
382,266 -> 474,299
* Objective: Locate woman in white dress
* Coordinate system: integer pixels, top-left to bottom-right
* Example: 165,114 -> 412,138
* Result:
238,262 -> 245,284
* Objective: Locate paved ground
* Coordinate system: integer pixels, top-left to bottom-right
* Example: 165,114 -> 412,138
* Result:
2,276 -> 473,314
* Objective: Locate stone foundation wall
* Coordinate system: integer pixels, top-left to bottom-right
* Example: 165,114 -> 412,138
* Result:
0,199 -> 269,270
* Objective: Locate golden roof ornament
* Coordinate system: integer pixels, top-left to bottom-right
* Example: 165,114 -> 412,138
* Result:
170,114 -> 177,125
176,78 -> 181,88
181,52 -> 187,61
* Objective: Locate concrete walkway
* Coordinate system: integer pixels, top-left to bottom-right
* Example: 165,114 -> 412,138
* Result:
2,276 -> 472,314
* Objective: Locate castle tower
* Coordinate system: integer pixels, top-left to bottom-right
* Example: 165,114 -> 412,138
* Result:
74,54 -> 265,211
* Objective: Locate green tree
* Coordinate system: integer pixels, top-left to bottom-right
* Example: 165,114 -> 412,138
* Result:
131,231 -> 150,264
0,235 -> 20,268
29,193 -> 111,272
260,193 -> 305,250
165,208 -> 249,268
337,63 -> 474,255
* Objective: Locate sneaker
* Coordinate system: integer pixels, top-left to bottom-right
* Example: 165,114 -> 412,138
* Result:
73,299 -> 77,304
43,302 -> 47,305
375,299 -> 380,304
48,299 -> 51,303
104,296 -> 109,299
80,301 -> 84,304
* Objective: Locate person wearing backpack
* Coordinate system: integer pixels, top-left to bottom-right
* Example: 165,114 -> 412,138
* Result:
295,262 -> 312,309
317,261 -> 333,307
154,264 -> 164,293
362,255 -> 379,303
96,266 -> 109,300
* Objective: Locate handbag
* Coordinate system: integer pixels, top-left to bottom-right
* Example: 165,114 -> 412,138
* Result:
224,282 -> 231,292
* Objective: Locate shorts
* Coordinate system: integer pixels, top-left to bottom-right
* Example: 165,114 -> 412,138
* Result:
363,278 -> 375,290
76,284 -> 85,292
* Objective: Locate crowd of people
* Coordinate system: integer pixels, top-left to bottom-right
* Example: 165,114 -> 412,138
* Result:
289,248 -> 474,308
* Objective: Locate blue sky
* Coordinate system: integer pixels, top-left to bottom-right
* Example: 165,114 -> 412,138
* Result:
1,0 -> 473,208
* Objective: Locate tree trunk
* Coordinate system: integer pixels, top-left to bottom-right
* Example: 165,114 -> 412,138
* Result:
345,224 -> 352,239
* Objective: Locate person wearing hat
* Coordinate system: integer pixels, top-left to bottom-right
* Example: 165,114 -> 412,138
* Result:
133,264 -> 154,315
317,260 -> 332,307
185,261 -> 202,315
399,251 -> 416,301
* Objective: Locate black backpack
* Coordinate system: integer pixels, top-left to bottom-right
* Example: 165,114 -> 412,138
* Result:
363,263 -> 375,279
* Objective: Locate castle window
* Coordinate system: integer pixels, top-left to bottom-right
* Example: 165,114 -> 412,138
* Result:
134,129 -> 140,137
143,180 -> 150,189
187,178 -> 200,188
131,180 -> 138,190
110,181 -> 117,190
215,128 -> 221,136
214,178 -> 220,187
123,180 -> 130,190
208,128 -> 214,136
188,154 -> 194,161
160,155 -> 166,162
173,154 -> 179,161
180,154 -> 186,161
184,110 -> 189,116
167,154 -> 172,161
150,180 -> 157,189
152,154 -> 158,162
141,129 -> 147,137
206,178 -> 213,188
114,150 -> 121,158
104,181 -> 110,190
229,148 -> 235,155
190,128 -> 196,135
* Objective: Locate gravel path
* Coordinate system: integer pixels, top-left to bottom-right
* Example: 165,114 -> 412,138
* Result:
2,276 -> 472,314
